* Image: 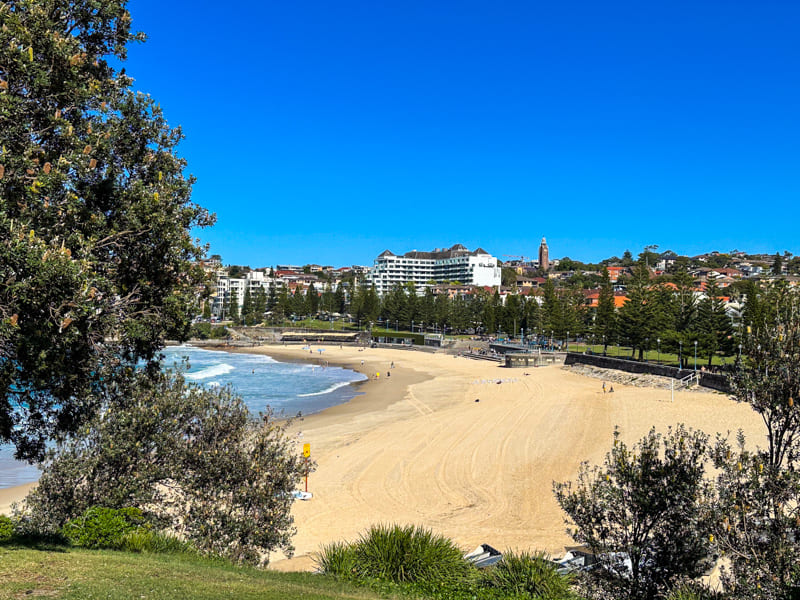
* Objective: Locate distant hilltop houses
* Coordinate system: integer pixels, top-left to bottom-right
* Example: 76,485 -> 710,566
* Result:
196,244 -> 800,321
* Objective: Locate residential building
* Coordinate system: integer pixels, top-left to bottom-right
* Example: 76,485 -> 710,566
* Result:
369,244 -> 501,296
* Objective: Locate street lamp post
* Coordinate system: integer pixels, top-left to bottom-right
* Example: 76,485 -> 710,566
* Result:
679,340 -> 683,370
694,340 -> 698,372
657,338 -> 661,364
566,331 -> 569,352
738,343 -> 742,361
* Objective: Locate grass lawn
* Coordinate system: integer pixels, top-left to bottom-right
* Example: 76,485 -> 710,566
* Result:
0,546 -> 389,600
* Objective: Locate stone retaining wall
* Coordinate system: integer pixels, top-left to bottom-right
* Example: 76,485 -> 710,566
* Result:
564,353 -> 731,393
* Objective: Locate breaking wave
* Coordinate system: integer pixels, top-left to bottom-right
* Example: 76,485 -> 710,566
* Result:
185,363 -> 235,381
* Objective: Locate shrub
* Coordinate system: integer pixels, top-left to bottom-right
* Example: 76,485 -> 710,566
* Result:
666,582 -> 722,600
0,515 -> 14,542
315,541 -> 358,578
554,425 -> 713,600
317,524 -> 471,585
350,524 -> 471,584
121,530 -> 194,555
190,323 -> 228,340
482,550 -> 575,599
22,370 -> 306,566
62,507 -> 147,549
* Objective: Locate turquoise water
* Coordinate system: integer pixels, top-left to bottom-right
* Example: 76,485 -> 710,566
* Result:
0,345 -> 366,488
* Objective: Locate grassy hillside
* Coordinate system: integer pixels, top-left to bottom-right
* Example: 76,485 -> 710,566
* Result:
0,546 -> 387,600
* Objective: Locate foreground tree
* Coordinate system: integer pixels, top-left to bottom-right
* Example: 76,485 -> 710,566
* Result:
0,0 -> 212,459
554,425 -> 713,600
710,283 -> 800,598
22,369 -> 306,565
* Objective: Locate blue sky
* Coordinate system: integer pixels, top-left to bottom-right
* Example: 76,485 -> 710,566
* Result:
124,1 -> 800,267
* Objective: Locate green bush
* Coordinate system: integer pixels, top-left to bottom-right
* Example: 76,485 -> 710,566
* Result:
315,541 -> 357,578
343,524 -> 471,584
481,550 -> 575,599
62,507 -> 147,549
666,582 -> 722,600
190,323 -> 228,340
121,530 -> 194,555
0,515 -> 14,542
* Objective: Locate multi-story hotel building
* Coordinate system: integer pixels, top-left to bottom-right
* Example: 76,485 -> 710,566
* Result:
369,244 -> 502,296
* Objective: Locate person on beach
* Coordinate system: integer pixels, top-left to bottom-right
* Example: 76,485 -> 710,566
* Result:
602,381 -> 606,393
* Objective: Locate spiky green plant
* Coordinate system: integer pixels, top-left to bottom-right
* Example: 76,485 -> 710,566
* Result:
121,530 -> 195,555
481,550 -> 575,599
315,541 -> 357,578
351,524 -> 471,584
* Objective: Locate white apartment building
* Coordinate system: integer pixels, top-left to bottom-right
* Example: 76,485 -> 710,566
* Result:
369,244 -> 501,296
212,271 -> 279,318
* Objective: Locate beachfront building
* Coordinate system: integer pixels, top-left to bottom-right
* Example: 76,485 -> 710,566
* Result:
369,244 -> 501,296
212,270 -> 279,319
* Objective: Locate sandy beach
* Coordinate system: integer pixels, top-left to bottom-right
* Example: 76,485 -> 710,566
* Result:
0,344 -> 766,573
243,344 -> 764,571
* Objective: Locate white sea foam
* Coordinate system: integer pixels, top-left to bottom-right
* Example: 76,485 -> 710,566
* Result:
297,380 -> 355,397
185,363 -> 235,380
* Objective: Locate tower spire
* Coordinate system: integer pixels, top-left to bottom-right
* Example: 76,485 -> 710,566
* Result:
538,237 -> 549,272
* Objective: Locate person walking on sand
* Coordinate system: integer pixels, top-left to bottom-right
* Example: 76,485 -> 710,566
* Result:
602,381 -> 606,393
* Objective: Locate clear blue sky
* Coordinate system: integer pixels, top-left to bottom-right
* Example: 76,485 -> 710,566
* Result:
124,0 -> 799,267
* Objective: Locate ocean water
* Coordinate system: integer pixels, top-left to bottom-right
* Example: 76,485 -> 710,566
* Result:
0,345 -> 366,488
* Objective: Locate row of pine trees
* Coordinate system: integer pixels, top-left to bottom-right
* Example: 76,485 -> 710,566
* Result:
213,265 -> 776,367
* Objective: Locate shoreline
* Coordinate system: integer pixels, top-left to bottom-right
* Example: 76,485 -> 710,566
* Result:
1,343 -> 767,576
224,344 -> 434,427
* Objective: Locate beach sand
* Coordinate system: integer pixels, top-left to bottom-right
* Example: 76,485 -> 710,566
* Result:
243,345 -> 765,572
0,481 -> 35,516
0,344 -> 766,574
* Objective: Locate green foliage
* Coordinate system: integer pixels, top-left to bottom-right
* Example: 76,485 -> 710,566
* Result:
709,284 -> 800,599
316,541 -> 358,578
121,529 -> 195,555
0,0 -> 213,460
594,267 -> 616,351
501,267 -> 517,287
665,582 -> 723,600
0,514 -> 13,542
693,279 -> 733,366
190,322 -> 228,339
481,550 -> 575,599
62,506 -> 146,549
317,524 -> 471,585
21,369 -> 306,566
554,425 -> 713,600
